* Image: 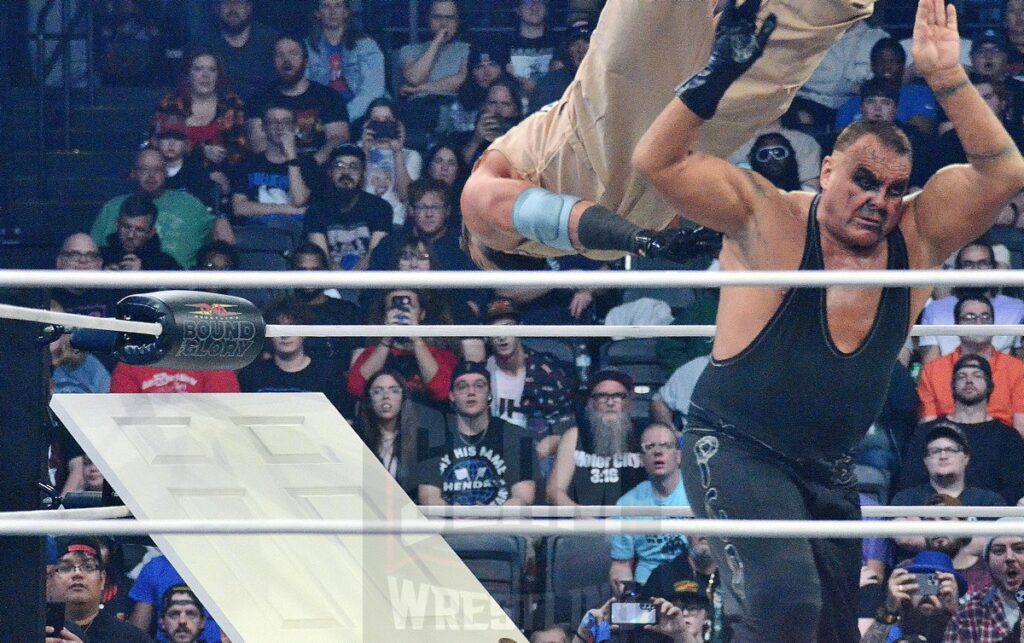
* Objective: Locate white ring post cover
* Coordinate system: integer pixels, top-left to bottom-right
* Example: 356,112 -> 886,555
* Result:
50,393 -> 527,643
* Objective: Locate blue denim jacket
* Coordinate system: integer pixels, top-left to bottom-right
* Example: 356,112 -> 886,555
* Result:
304,34 -> 387,121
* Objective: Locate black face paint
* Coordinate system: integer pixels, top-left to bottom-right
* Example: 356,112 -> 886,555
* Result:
853,167 -> 907,201
852,167 -> 881,192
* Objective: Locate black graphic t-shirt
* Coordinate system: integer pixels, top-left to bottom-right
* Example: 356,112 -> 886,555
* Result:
251,82 -> 349,156
303,187 -> 392,269
417,416 -> 538,505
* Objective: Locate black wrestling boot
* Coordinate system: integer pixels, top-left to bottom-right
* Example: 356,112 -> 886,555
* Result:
632,226 -> 723,264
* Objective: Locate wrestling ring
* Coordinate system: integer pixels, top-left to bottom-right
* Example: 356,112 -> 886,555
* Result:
5,267 -> 1024,639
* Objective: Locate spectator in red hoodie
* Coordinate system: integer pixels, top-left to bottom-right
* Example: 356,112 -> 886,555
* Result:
347,288 -> 457,410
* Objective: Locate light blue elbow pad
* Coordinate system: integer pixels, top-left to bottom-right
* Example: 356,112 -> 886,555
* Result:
511,187 -> 581,252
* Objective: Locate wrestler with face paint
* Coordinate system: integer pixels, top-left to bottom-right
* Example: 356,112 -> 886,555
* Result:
630,0 -> 1024,639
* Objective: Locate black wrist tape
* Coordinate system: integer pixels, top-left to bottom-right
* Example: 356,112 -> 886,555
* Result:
577,204 -> 645,252
675,71 -> 733,121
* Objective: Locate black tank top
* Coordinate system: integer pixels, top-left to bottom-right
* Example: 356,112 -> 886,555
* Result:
569,421 -> 645,505
688,196 -> 910,460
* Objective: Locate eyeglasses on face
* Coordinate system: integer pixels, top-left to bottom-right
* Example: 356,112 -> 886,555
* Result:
54,560 -> 101,576
754,145 -> 790,163
640,441 -> 677,454
926,446 -> 964,458
958,312 -> 993,323
400,251 -> 430,262
60,251 -> 101,262
332,160 -> 362,171
590,392 -> 628,403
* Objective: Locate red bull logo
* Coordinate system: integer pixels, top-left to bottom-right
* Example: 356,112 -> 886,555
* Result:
187,303 -> 240,317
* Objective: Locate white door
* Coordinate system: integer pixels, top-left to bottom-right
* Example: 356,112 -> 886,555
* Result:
52,392 -> 526,642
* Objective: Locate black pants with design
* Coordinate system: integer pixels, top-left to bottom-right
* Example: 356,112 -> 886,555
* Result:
680,428 -> 861,643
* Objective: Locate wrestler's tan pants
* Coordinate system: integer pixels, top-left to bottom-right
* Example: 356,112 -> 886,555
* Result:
487,0 -> 873,260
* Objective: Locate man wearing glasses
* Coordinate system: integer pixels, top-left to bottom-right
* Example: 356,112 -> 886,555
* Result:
231,104 -> 317,236
53,233 -> 121,323
305,144 -> 392,271
548,370 -> 645,506
91,149 -> 227,269
890,425 -> 1006,566
918,241 -> 1024,363
898,354 -> 1024,506
609,422 -> 689,592
918,295 -> 1024,438
398,0 -> 469,133
48,537 -> 153,642
367,178 -> 486,307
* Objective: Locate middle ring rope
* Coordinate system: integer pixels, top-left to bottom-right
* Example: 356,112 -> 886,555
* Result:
0,303 -> 1014,339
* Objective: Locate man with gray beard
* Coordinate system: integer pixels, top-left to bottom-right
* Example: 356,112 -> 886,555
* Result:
548,370 -> 645,505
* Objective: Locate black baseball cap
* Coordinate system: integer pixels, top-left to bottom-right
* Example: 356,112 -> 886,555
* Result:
925,423 -> 969,454
450,361 -> 490,390
587,369 -> 634,395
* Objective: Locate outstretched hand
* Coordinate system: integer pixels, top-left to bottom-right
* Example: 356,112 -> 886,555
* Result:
712,0 -> 776,71
912,0 -> 960,78
676,0 -> 776,120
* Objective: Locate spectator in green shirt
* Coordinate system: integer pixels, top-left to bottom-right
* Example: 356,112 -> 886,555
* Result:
91,149 -> 234,268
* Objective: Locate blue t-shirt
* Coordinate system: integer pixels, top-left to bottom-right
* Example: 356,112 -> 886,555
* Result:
610,478 -> 690,583
54,354 -> 110,394
128,555 -> 222,642
835,83 -> 938,130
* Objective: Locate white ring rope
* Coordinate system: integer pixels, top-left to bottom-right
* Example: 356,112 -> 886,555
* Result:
0,303 -> 162,336
5,505 -> 1016,521
265,323 -> 1023,339
5,517 -> 1024,538
4,268 -> 1024,290
418,505 -> 1024,519
1,506 -> 132,521
0,304 -> 1013,339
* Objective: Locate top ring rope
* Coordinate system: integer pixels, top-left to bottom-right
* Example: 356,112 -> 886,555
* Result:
3,269 -> 1024,290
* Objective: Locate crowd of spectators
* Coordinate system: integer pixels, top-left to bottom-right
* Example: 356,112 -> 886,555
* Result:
21,0 -> 1024,640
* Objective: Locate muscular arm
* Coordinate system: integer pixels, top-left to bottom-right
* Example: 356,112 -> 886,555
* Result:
632,100 -> 772,240
908,1 -> 1024,265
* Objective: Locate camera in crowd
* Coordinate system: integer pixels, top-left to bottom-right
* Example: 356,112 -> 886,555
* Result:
610,581 -> 657,629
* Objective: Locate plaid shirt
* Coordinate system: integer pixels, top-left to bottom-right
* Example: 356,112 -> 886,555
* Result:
944,587 -> 1016,642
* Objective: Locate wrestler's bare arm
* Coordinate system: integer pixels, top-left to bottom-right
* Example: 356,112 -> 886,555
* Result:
461,151 -> 595,252
633,100 -> 783,241
907,0 -> 1024,266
